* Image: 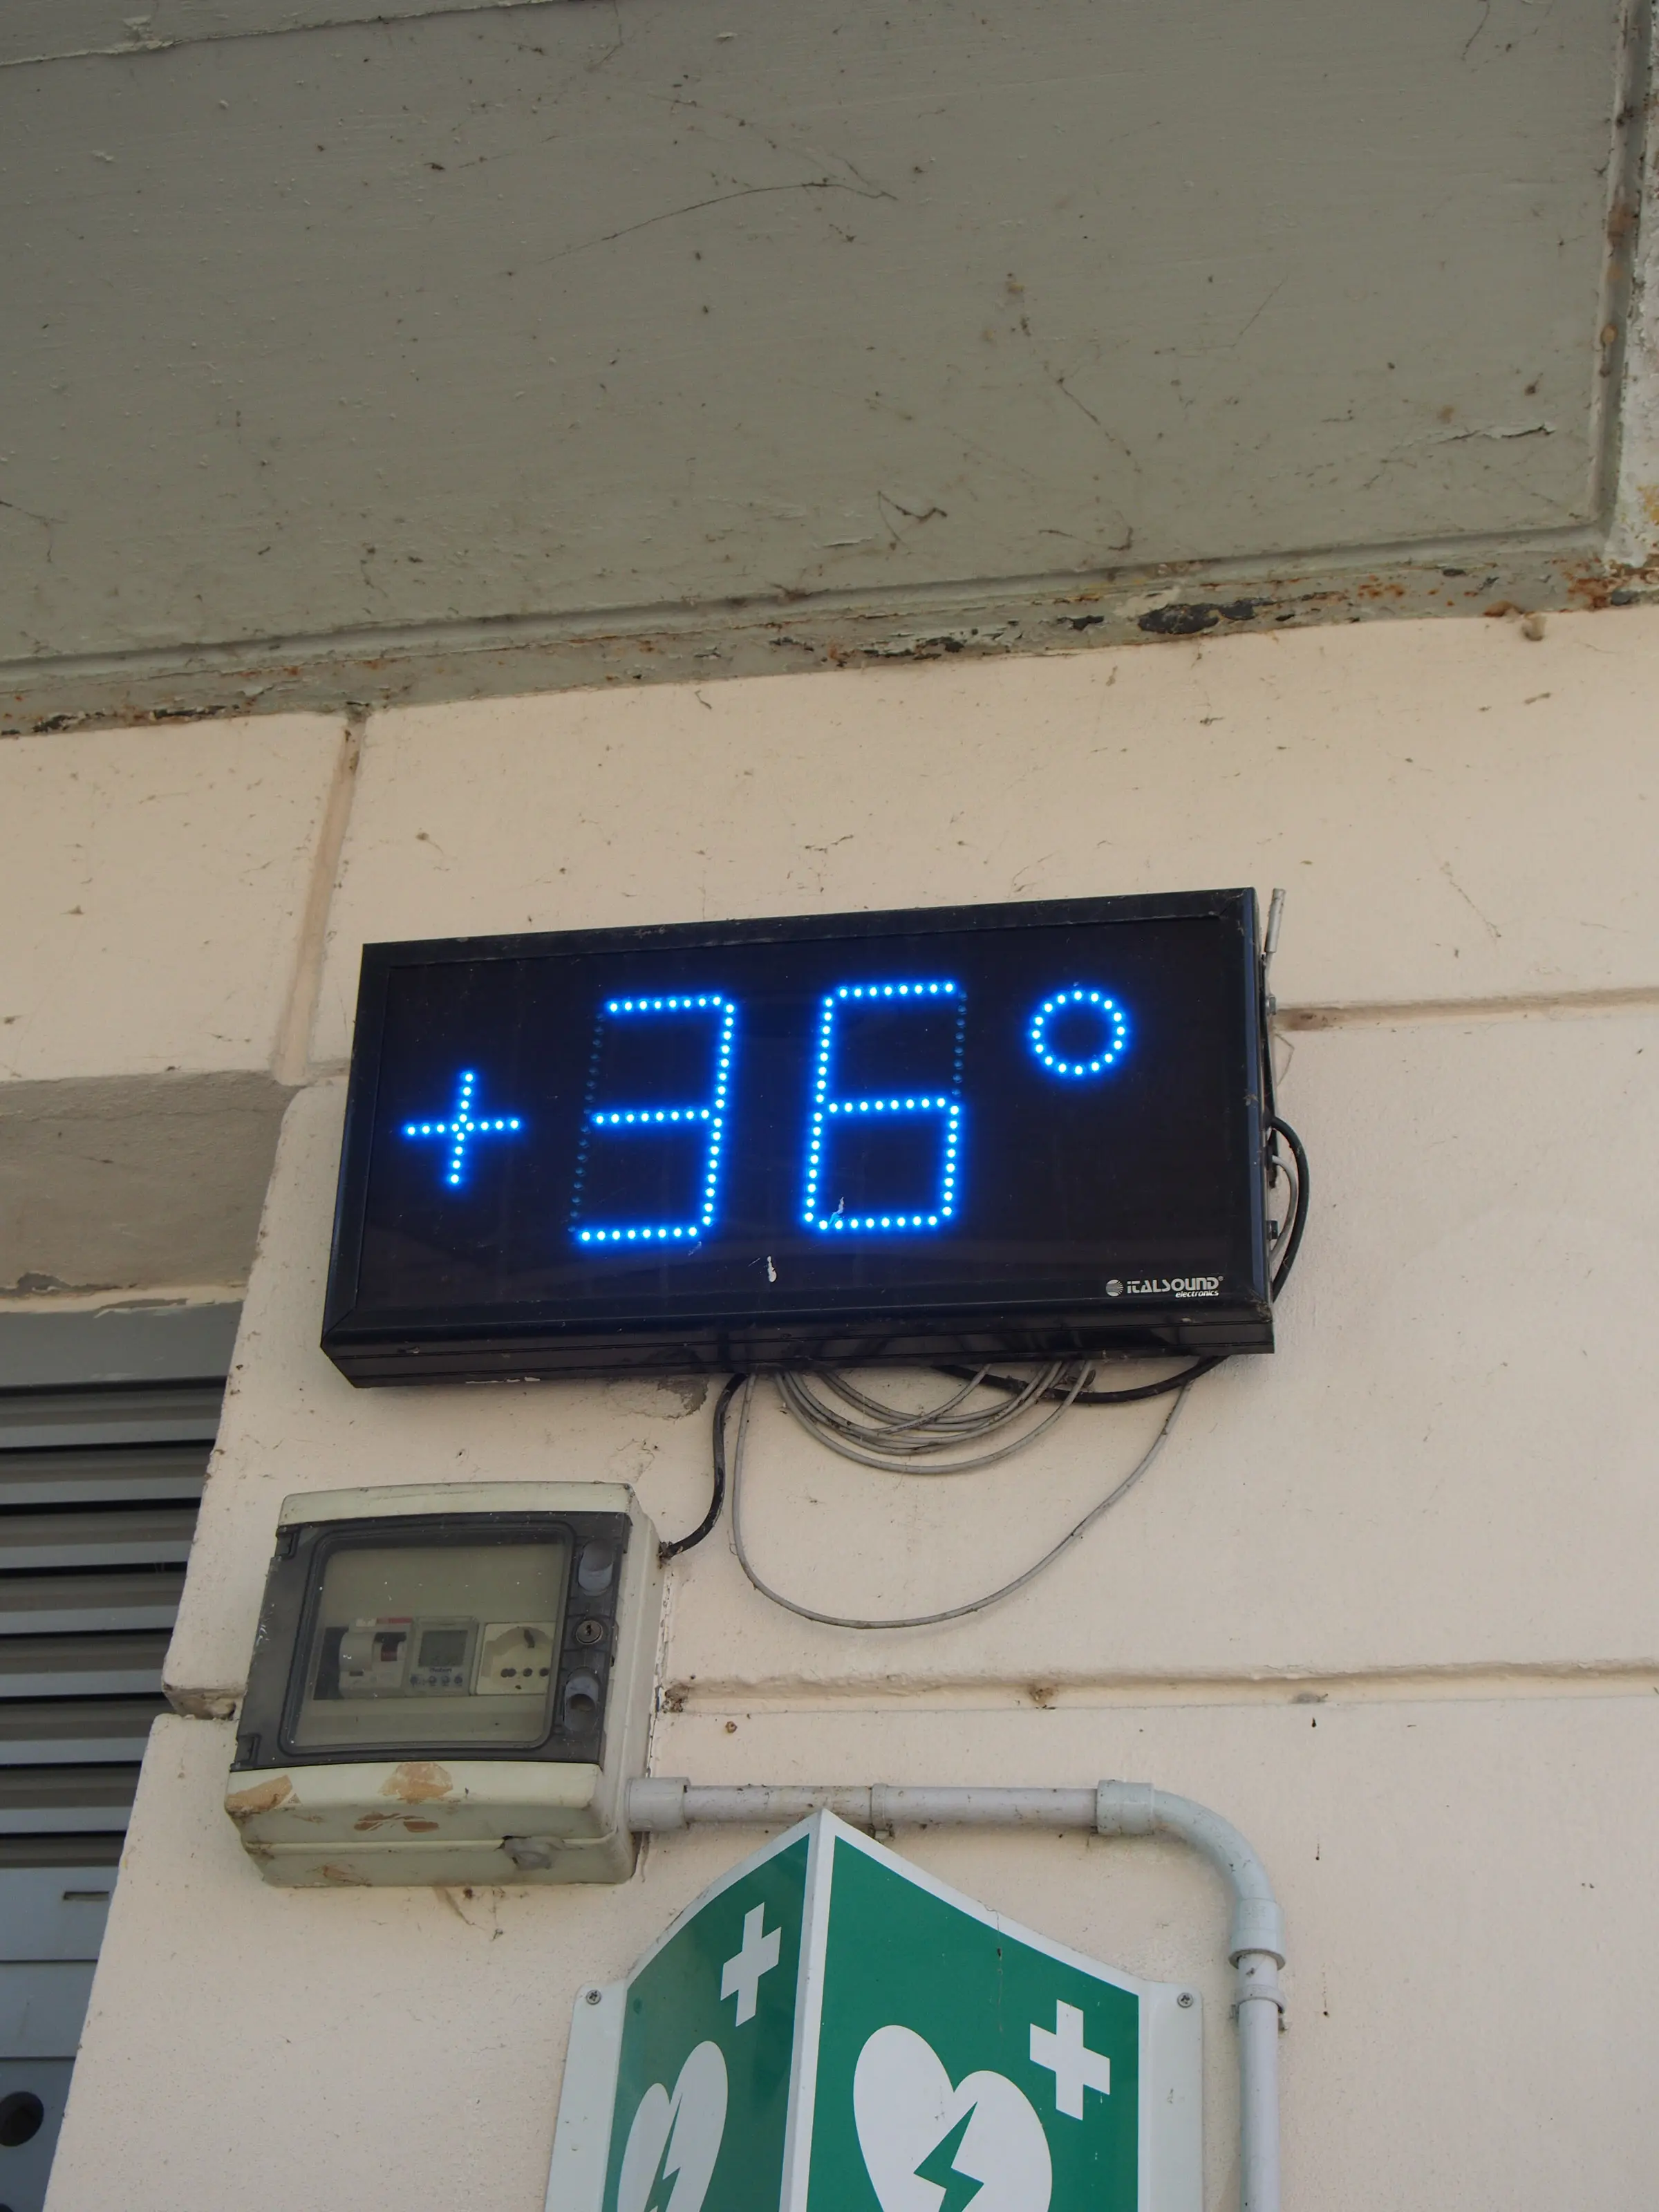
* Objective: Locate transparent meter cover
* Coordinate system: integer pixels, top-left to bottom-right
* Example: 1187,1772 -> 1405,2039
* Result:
290,1536 -> 572,1751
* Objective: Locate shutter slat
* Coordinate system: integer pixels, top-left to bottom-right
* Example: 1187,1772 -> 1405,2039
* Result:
0,1635 -> 169,1700
0,1509 -> 198,1571
0,1772 -> 140,1835
0,1574 -> 185,1637
0,1445 -> 208,1508
0,1704 -> 163,1765
0,1385 -> 223,1452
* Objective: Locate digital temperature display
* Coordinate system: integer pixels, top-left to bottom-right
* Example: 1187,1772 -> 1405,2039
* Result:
321,890 -> 1272,1383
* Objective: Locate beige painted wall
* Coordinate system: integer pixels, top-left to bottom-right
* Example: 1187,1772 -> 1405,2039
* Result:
33,610 -> 1659,2209
0,713 -> 350,1294
310,612 -> 1659,1054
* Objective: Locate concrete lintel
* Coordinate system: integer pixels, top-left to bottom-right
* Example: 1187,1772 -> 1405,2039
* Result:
0,1071 -> 292,1296
1,536 -> 1654,736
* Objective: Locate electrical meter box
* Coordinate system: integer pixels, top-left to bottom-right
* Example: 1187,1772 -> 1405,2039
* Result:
225,1483 -> 660,1886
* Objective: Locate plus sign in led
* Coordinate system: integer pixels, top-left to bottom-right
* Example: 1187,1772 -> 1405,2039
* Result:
1027,987 -> 1130,1079
401,1069 -> 523,1189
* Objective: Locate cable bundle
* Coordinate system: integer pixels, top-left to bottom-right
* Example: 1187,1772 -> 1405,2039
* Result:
730,1370 -> 1192,1629
774,1361 -> 1092,1474
655,1112 -> 1311,1624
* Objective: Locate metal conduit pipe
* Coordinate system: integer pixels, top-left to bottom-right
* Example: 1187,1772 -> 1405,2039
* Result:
1094,1781 -> 1285,2212
627,1777 -> 1286,2212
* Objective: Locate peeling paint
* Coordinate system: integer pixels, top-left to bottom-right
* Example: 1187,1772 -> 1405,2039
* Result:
224,1773 -> 292,1821
1136,599 -> 1264,638
379,1761 -> 456,1804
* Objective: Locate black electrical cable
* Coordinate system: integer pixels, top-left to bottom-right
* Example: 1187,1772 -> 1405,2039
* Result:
658,1372 -> 747,1562
1266,1113 -> 1309,1293
932,1355 -> 1225,1405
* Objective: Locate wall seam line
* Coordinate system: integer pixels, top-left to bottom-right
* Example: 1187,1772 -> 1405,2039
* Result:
1278,984 -> 1659,1031
271,711 -> 363,1089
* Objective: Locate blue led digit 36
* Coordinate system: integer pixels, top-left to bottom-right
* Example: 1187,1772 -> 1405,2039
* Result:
570,994 -> 736,1246
1028,987 -> 1130,1078
803,981 -> 964,1233
402,1069 -> 523,1188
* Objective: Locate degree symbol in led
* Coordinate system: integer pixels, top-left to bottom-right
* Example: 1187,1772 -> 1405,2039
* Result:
1027,987 -> 1130,1079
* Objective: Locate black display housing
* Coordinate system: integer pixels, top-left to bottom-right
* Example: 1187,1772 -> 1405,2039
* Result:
321,889 -> 1273,1384
232,1510 -> 630,1771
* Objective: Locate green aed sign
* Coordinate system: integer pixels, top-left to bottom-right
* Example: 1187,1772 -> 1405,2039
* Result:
547,1812 -> 1201,2212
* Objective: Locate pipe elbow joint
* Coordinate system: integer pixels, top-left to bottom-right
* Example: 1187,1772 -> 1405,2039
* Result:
1097,1780 -> 1285,1967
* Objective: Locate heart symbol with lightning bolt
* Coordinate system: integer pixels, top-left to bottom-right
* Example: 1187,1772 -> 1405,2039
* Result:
615,2041 -> 729,2212
853,2025 -> 1052,2212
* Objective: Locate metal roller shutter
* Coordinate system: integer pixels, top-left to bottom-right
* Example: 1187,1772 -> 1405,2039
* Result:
0,1384 -> 218,1866
0,1309 -> 234,2212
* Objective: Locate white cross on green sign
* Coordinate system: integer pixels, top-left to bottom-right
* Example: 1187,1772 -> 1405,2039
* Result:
547,1810 -> 1201,2212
